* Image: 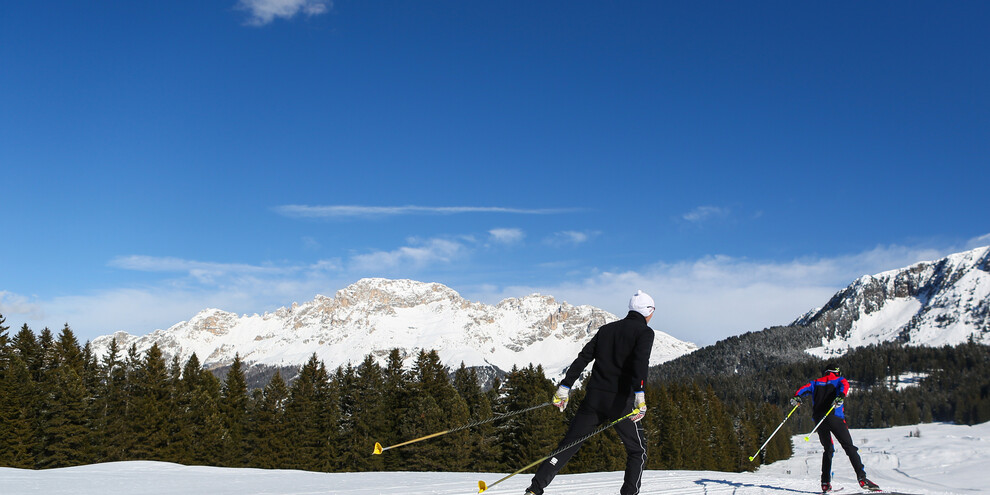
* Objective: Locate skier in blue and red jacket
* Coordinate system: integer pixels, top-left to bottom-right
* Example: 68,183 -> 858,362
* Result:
792,363 -> 879,493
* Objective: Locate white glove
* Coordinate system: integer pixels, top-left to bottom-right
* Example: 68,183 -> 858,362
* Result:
631,391 -> 647,422
553,385 -> 570,412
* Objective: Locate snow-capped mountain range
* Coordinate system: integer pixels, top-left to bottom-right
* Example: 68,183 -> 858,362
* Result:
798,245 -> 990,356
91,245 -> 990,377
91,278 -> 698,378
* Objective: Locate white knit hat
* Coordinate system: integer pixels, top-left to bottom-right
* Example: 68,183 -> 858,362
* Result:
628,290 -> 655,317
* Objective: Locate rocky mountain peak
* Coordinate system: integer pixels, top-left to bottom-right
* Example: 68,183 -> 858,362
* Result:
803,245 -> 990,356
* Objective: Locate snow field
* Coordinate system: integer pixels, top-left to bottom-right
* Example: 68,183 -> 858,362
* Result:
2,421 -> 986,494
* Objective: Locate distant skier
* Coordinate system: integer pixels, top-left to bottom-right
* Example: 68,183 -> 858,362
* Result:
524,290 -> 656,495
792,363 -> 880,493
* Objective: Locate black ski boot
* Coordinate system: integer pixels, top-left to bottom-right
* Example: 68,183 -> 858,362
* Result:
858,477 -> 881,491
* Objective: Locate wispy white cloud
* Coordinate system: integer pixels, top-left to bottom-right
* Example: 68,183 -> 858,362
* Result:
545,230 -> 598,247
350,238 -> 468,272
236,0 -> 331,26
109,255 -> 288,274
10,234 -> 987,347
274,204 -> 579,219
965,233 -> 990,250
108,255 -> 341,287
489,228 -> 525,245
5,256 -> 349,339
302,236 -> 322,251
682,205 -> 730,223
0,291 -> 45,320
466,241 -> 967,347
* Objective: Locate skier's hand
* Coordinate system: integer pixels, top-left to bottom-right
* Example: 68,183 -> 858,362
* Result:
790,396 -> 802,406
552,385 -> 570,412
832,396 -> 844,407
631,391 -> 647,422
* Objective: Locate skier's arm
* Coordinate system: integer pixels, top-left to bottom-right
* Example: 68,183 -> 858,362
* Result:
794,381 -> 813,398
559,332 -> 599,388
630,329 -> 655,392
838,377 -> 850,396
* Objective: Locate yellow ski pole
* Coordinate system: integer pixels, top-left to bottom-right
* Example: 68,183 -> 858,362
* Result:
804,403 -> 837,441
373,401 -> 551,455
477,408 -> 641,493
749,403 -> 800,461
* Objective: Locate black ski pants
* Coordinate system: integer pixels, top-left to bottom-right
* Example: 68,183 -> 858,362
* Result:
816,414 -> 866,483
527,391 -> 647,495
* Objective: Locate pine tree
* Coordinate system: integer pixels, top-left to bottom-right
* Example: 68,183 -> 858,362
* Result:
220,354 -> 250,467
380,349 -> 412,471
32,326 -> 92,468
129,344 -> 173,460
93,338 -> 128,462
40,363 -> 90,467
169,353 -> 224,464
13,324 -> 42,381
336,355 -> 385,471
453,363 -> 500,471
0,352 -> 35,467
761,402 -> 792,464
703,385 -> 739,471
735,402 -> 761,471
391,350 -> 460,471
284,354 -> 334,471
250,371 -> 290,468
0,318 -> 35,468
496,365 -> 564,471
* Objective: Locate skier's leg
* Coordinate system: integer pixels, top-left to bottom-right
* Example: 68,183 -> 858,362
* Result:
816,421 -> 835,484
827,416 -> 866,480
613,418 -> 647,495
527,408 -> 600,495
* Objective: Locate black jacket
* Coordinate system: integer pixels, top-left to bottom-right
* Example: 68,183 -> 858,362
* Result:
559,311 -> 655,396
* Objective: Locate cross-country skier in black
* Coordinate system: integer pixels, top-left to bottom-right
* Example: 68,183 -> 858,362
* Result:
524,290 -> 656,495
792,363 -> 880,493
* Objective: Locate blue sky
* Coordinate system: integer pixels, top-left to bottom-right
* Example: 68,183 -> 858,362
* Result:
1,1 -> 988,346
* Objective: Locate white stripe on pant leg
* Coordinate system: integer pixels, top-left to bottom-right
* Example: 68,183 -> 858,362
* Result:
633,422 -> 646,494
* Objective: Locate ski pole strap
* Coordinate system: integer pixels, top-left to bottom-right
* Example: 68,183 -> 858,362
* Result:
477,408 -> 640,493
804,403 -> 836,441
749,403 -> 799,461
374,401 -> 552,455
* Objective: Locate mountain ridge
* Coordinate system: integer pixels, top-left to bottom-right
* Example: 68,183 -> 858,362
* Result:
801,245 -> 990,356
91,278 -> 698,379
655,245 -> 990,381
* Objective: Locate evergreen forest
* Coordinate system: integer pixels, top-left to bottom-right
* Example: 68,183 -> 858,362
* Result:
0,316 -> 791,473
1,313 -> 987,475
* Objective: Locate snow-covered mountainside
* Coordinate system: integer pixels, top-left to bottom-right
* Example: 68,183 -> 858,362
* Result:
91,278 -> 697,378
799,246 -> 990,357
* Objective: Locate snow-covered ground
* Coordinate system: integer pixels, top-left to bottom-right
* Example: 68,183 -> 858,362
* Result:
2,421 -> 986,494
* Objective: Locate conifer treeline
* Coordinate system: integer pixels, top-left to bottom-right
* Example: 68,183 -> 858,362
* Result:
656,340 -> 990,433
0,317 -> 791,472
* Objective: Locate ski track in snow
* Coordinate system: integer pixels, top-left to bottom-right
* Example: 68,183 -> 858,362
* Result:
2,422 -> 986,494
